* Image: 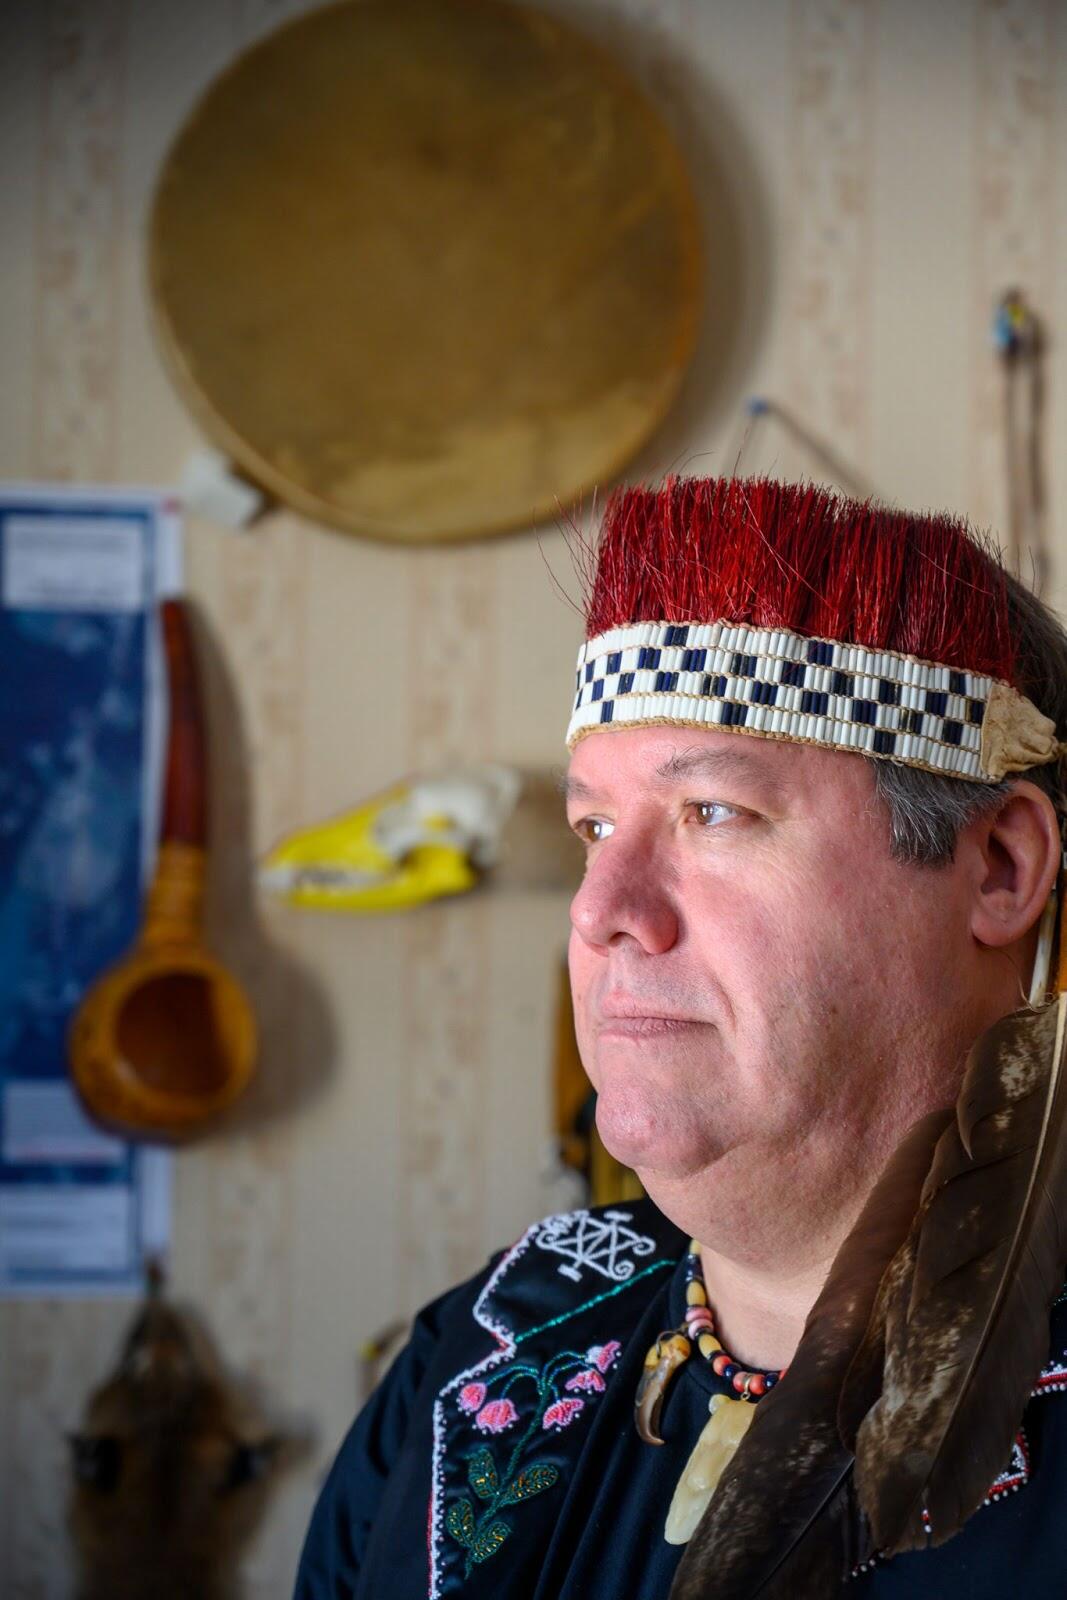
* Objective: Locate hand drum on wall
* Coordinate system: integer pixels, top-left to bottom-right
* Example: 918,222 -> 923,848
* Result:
148,0 -> 703,543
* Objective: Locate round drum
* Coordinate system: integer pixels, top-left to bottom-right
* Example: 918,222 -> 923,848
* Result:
148,0 -> 703,543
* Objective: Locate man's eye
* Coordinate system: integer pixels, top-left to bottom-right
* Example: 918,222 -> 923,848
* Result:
573,817 -> 614,844
690,802 -> 739,827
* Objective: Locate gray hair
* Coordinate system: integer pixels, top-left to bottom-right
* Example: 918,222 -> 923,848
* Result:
870,570 -> 1067,867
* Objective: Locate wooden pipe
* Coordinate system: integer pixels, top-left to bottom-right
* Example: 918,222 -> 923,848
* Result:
69,600 -> 257,1139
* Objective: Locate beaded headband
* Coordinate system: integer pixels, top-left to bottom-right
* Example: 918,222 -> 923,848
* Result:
565,479 -> 1064,784
566,620 -> 1059,780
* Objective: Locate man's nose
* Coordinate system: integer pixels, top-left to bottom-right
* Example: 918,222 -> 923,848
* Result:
569,835 -> 679,954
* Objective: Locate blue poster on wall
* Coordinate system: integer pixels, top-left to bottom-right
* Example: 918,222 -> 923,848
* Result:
0,486 -> 180,1294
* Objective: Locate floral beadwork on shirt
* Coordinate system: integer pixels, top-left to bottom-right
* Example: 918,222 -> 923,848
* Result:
444,1340 -> 622,1576
428,1205 -> 680,1599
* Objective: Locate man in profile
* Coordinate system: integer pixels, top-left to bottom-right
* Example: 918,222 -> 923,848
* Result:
295,478 -> 1067,1598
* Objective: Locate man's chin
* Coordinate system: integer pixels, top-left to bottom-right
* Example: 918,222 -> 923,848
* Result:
594,1099 -> 722,1182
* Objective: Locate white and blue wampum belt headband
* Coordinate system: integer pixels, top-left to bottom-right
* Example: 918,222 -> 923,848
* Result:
566,620 -> 1063,784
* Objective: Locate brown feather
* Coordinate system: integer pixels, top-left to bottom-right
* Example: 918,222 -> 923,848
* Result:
851,996 -> 1067,1555
669,1110 -> 951,1600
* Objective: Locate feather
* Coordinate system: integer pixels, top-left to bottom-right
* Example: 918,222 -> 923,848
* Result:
849,995 -> 1067,1554
669,1109 -> 951,1600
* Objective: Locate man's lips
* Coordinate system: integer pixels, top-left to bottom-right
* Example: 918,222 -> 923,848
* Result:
598,1016 -> 702,1038
596,1001 -> 707,1038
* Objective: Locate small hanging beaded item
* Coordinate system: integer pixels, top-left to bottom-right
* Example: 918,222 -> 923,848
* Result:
633,1241 -> 787,1546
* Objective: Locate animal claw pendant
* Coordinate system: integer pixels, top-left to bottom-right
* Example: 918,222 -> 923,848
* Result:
665,1393 -> 756,1546
634,1330 -> 692,1446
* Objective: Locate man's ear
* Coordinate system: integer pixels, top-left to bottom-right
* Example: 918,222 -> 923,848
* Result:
968,781 -> 1060,950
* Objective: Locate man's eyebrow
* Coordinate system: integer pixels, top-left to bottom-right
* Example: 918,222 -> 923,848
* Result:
652,746 -> 783,791
556,772 -> 599,804
558,745 -> 784,806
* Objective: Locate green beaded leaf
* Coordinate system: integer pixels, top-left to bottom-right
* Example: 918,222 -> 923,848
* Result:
445,1498 -> 476,1549
468,1447 -> 498,1501
501,1462 -> 560,1506
471,1520 -> 511,1564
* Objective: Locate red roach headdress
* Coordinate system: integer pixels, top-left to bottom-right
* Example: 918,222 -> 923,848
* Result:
567,477 -> 1061,783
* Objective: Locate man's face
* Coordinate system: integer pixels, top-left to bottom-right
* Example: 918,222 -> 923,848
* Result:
565,727 -> 979,1230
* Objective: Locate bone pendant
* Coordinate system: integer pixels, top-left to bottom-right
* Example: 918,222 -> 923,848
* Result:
665,1393 -> 757,1546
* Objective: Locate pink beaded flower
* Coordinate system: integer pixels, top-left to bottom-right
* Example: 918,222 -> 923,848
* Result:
475,1399 -> 519,1434
458,1382 -> 487,1414
586,1341 -> 622,1374
543,1398 -> 584,1430
565,1369 -> 606,1393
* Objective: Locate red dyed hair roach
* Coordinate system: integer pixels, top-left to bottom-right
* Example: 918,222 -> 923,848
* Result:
583,478 -> 1016,687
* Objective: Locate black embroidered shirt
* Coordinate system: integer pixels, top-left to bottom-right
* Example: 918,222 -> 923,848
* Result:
294,1199 -> 1067,1599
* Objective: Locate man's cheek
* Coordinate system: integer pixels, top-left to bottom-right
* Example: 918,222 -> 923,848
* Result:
566,970 -> 599,1085
574,1009 -> 600,1089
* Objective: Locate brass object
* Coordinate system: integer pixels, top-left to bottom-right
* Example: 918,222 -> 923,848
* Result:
148,0 -> 703,544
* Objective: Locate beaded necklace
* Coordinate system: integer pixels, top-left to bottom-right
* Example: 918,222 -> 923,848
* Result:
682,1239 -> 785,1400
635,1240 -> 790,1546
634,1239 -> 785,1449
